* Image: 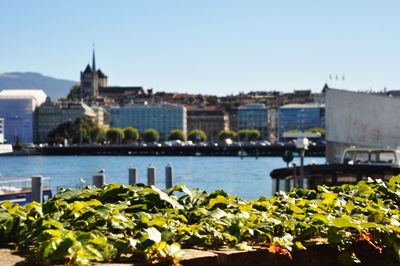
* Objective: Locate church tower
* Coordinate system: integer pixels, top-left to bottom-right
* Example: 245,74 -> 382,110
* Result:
79,48 -> 108,99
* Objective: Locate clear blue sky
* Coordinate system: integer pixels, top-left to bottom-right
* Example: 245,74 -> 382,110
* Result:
0,1 -> 399,96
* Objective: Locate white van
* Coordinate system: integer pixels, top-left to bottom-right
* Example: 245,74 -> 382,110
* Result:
341,147 -> 400,167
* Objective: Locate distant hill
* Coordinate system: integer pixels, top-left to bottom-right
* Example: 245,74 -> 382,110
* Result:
0,72 -> 78,100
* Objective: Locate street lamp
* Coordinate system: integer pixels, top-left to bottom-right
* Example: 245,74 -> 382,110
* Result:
295,137 -> 309,188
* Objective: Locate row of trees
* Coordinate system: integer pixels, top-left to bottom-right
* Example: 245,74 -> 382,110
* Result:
47,117 -> 267,144
47,117 -> 209,144
287,128 -> 326,138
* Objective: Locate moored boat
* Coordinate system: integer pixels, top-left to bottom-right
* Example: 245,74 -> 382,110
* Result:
0,176 -> 52,205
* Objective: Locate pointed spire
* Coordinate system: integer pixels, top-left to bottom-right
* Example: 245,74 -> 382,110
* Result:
92,44 -> 96,72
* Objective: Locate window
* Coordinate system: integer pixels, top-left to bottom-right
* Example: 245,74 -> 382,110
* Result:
354,151 -> 369,163
378,151 -> 396,163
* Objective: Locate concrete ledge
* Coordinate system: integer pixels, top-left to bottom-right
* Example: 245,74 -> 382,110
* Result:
0,243 -> 395,266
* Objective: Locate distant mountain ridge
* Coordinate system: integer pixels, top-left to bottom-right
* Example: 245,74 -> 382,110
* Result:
0,72 -> 78,100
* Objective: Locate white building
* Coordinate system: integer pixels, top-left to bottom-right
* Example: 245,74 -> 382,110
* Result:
0,90 -> 47,144
326,88 -> 400,163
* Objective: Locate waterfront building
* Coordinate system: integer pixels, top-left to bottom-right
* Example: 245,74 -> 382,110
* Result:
227,110 -> 238,133
109,102 -> 186,141
238,103 -> 269,140
187,109 -> 229,141
90,105 -> 105,127
278,103 -> 325,140
268,107 -> 279,143
0,90 -> 47,144
36,98 -> 97,143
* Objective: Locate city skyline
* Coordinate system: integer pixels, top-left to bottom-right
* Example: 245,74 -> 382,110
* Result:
1,1 -> 399,96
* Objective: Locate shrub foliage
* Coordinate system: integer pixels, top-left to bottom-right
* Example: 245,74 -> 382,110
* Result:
1,177 -> 400,265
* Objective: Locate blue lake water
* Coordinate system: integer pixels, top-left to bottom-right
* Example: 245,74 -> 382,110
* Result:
0,156 -> 325,200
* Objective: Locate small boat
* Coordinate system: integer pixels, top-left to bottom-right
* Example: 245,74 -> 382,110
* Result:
0,175 -> 52,205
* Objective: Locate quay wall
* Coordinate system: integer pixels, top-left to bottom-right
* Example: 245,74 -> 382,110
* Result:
31,144 -> 325,157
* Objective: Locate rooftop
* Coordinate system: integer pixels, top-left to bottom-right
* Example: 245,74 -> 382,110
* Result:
0,89 -> 47,105
279,103 -> 325,109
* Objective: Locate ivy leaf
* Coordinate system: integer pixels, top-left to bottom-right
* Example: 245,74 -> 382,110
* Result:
332,218 -> 361,233
208,195 -> 230,209
149,186 -> 184,210
345,200 -> 354,214
311,214 -> 329,224
389,175 -> 400,187
146,227 -> 162,243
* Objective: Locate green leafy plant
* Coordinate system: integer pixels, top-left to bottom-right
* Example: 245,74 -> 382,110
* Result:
1,176 -> 400,265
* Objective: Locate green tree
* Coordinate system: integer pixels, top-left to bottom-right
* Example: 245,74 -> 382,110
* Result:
67,84 -> 80,101
248,129 -> 261,141
187,129 -> 207,142
74,116 -> 97,143
106,128 -> 125,144
143,129 -> 160,143
217,130 -> 237,141
238,129 -> 249,141
206,95 -> 219,106
168,129 -> 186,141
47,116 -> 103,144
91,127 -> 106,144
47,121 -> 76,144
305,127 -> 326,138
288,129 -> 302,133
123,127 -> 139,144
238,129 -> 261,141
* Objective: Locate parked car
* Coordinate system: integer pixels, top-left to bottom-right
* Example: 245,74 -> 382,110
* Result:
171,140 -> 184,146
195,142 -> 208,147
148,142 -> 161,147
208,141 -> 218,147
185,141 -> 194,146
315,140 -> 327,145
342,147 -> 400,167
162,141 -> 172,147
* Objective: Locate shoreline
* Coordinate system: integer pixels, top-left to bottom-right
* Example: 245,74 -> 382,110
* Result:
5,144 -> 325,157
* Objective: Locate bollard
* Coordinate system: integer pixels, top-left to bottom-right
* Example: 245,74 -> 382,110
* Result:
129,167 -> 138,185
293,162 -> 298,188
31,175 -> 43,203
147,164 -> 156,186
93,174 -> 105,187
165,163 -> 173,189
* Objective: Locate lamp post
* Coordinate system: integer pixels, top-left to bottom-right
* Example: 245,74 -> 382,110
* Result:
295,137 -> 309,188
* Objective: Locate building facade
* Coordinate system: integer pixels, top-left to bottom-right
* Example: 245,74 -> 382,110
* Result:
268,107 -> 279,143
36,99 -> 97,143
238,103 -> 269,140
278,103 -> 325,140
187,109 -> 229,141
0,90 -> 47,144
109,102 -> 186,141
